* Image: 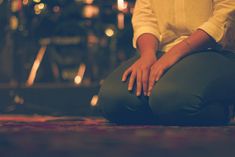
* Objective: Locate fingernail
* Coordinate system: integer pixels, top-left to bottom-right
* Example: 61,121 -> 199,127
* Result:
147,92 -> 151,96
136,92 -> 140,96
144,92 -> 147,96
128,87 -> 132,91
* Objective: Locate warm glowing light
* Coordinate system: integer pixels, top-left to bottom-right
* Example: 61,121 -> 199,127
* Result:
34,3 -> 45,15
74,76 -> 82,85
90,95 -> 99,107
34,5 -> 40,11
35,10 -> 41,15
117,0 -> 127,11
84,0 -> 94,4
23,0 -> 29,5
105,28 -> 115,37
117,13 -> 125,29
33,0 -> 41,3
14,95 -> 24,104
83,5 -> 99,18
34,3 -> 45,10
74,63 -> 86,85
0,115 -> 71,123
10,16 -> 18,30
11,0 -> 18,12
26,46 -> 47,86
38,3 -> 45,9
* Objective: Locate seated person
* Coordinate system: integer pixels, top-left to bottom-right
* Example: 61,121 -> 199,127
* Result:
98,0 -> 235,125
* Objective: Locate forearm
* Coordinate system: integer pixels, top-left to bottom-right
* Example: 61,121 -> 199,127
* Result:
168,29 -> 216,59
137,33 -> 159,59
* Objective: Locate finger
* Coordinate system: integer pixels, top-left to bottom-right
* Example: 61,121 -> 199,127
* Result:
122,68 -> 132,82
136,69 -> 142,96
148,68 -> 158,96
142,68 -> 149,96
155,69 -> 164,82
128,70 -> 137,91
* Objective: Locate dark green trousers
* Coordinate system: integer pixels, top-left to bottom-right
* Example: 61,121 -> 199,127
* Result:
97,50 -> 235,126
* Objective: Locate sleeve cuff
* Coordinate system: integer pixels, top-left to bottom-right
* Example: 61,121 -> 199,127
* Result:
132,26 -> 161,48
198,21 -> 226,42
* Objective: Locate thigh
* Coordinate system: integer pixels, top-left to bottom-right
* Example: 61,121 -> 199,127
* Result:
149,51 -> 235,123
98,54 -> 153,124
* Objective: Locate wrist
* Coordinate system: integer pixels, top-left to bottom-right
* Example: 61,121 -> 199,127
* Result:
140,51 -> 157,60
167,41 -> 192,59
183,39 -> 193,52
166,48 -> 185,61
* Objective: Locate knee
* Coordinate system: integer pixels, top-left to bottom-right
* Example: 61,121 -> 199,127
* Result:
97,81 -> 128,122
149,89 -> 202,124
98,83 -> 120,114
97,80 -> 153,124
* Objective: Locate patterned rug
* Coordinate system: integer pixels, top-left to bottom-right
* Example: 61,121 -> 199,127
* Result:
0,115 -> 235,157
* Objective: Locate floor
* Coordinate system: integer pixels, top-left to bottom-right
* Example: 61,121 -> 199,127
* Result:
0,115 -> 235,157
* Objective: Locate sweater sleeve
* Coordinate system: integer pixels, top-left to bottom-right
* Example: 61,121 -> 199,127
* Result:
132,0 -> 161,48
198,0 -> 235,43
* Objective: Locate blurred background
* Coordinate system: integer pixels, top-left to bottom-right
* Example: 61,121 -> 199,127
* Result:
0,0 -> 136,116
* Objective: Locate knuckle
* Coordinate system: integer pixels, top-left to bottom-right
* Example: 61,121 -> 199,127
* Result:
132,69 -> 137,73
130,79 -> 135,83
131,71 -> 136,76
143,77 -> 148,81
142,80 -> 147,84
129,77 -> 134,83
149,79 -> 155,84
142,66 -> 149,70
142,77 -> 148,82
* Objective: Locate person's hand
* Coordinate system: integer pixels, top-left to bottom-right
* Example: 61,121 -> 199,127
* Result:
122,54 -> 157,96
147,51 -> 181,96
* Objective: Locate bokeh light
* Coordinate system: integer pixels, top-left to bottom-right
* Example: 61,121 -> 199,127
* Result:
83,5 -> 99,18
105,28 -> 115,37
23,0 -> 29,5
33,0 -> 41,3
84,0 -> 94,4
90,95 -> 99,107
